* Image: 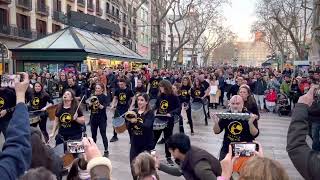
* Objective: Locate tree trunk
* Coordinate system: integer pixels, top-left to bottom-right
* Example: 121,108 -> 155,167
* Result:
157,24 -> 163,68
311,0 -> 320,66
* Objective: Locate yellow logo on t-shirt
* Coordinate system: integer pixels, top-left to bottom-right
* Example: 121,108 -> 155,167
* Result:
152,80 -> 159,88
119,93 -> 127,103
160,100 -> 169,110
32,97 -> 40,106
60,113 -> 72,128
195,90 -> 201,96
0,97 -> 5,109
181,90 -> 188,96
228,121 -> 243,135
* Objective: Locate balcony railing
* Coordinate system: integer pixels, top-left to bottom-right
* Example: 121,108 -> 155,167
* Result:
77,0 -> 85,7
0,24 -> 38,40
87,3 -> 94,11
37,32 -> 47,39
0,24 -> 11,35
36,3 -> 49,16
17,28 -> 32,39
0,0 -> 11,4
16,0 -> 32,11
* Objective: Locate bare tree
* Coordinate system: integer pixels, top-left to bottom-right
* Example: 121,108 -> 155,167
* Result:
310,0 -> 320,64
255,0 -> 313,61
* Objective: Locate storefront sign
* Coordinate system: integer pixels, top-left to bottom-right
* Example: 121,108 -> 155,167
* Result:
81,64 -> 88,73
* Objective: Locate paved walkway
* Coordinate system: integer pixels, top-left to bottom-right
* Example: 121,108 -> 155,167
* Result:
78,108 -> 303,180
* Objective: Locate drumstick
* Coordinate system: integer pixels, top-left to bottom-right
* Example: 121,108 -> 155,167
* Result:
29,109 -> 43,113
74,95 -> 85,115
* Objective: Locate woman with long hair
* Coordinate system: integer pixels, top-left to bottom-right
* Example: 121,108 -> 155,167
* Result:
180,76 -> 194,135
89,83 -> 109,157
127,93 -> 155,180
289,78 -> 302,107
190,77 -> 208,125
30,82 -> 53,141
209,75 -> 220,109
133,152 -> 159,180
50,89 -> 85,145
153,80 -> 180,165
172,82 -> 185,134
238,85 -> 260,119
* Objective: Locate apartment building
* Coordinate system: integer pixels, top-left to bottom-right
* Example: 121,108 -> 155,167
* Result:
0,0 -> 149,73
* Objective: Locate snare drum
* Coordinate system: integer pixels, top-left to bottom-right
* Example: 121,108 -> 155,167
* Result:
149,99 -> 157,110
153,118 -> 168,130
46,105 -> 57,121
191,102 -> 205,123
53,98 -> 62,105
112,117 -> 127,133
29,113 -> 41,125
52,144 -> 75,168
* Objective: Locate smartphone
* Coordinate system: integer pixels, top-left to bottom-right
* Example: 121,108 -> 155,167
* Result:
66,140 -> 84,154
231,142 -> 259,157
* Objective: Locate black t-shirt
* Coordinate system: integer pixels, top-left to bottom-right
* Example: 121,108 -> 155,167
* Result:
128,109 -> 154,150
67,85 -> 82,98
0,87 -> 16,122
149,77 -> 162,97
191,86 -> 205,102
156,94 -> 180,115
218,110 -> 259,153
133,86 -> 147,95
115,88 -> 134,110
55,106 -> 84,137
90,94 -> 108,118
180,85 -> 191,103
30,92 -> 53,110
201,80 -> 210,92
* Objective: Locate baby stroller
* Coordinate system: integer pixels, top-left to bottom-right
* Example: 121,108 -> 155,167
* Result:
276,93 -> 291,116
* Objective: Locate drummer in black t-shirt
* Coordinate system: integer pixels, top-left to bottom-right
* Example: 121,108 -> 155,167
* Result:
212,95 -> 259,160
199,74 -> 210,121
66,78 -> 82,100
110,78 -> 135,142
58,72 -> 68,97
153,80 -> 180,165
89,83 -> 109,157
132,79 -> 147,109
0,87 -> 16,138
191,78 -> 208,125
50,89 -> 85,145
180,76 -> 194,134
29,82 -> 53,141
126,93 -> 154,179
148,69 -> 162,99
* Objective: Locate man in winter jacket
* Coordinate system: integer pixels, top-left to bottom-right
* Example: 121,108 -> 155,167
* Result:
0,73 -> 32,180
252,73 -> 267,112
287,84 -> 320,180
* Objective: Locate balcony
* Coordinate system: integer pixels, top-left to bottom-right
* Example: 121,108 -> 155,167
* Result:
17,28 -> 32,39
0,0 -> 11,4
0,24 -> 11,35
77,0 -> 85,7
16,0 -> 32,11
36,3 -> 49,16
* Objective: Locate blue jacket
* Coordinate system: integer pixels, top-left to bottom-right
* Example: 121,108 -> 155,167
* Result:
0,103 -> 32,180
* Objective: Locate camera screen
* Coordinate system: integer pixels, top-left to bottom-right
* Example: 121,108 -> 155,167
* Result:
233,143 -> 257,157
66,141 -> 84,154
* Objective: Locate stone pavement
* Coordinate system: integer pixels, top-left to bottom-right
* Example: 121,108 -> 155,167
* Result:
78,108 -> 303,180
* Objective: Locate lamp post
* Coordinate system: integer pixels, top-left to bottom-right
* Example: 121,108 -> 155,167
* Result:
0,43 -> 6,75
165,50 -> 168,68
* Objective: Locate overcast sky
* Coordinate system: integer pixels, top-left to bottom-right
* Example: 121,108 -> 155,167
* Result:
222,0 -> 257,41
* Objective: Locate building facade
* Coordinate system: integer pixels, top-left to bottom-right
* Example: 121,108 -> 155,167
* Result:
0,0 -> 149,73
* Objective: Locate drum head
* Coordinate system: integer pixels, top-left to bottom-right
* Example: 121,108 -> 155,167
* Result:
191,102 -> 202,111
112,117 -> 125,127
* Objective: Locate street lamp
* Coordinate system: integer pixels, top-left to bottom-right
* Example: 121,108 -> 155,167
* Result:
165,50 -> 168,68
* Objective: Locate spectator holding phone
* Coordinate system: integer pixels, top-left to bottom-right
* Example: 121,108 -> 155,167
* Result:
0,72 -> 32,180
219,142 -> 289,180
287,84 -> 320,179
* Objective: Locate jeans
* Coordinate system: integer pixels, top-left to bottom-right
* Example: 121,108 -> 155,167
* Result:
312,122 -> 320,151
254,94 -> 265,110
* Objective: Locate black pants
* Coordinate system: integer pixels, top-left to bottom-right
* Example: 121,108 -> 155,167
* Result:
219,89 -> 225,106
31,113 -> 49,142
203,101 -> 208,125
181,103 -> 193,133
91,116 -> 108,151
153,120 -> 174,158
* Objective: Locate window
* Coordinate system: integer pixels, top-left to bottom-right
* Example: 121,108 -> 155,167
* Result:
0,8 -> 9,26
96,0 -> 100,11
106,2 -> 110,13
122,27 -> 126,37
53,0 -> 61,12
36,19 -> 47,34
112,6 -> 115,15
52,24 -> 61,32
17,13 -> 30,30
116,9 -> 119,18
67,4 -> 72,14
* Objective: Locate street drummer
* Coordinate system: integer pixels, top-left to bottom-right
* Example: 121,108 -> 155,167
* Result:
29,82 -> 53,142
50,89 -> 85,145
180,76 -> 194,135
89,83 -> 109,157
148,69 -> 162,100
132,79 -> 147,109
153,80 -> 180,165
191,77 -> 208,125
110,78 -> 135,142
126,93 -> 154,180
0,86 -> 16,138
212,95 -> 259,160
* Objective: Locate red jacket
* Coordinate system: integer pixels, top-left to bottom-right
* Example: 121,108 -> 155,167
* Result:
266,91 -> 277,102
